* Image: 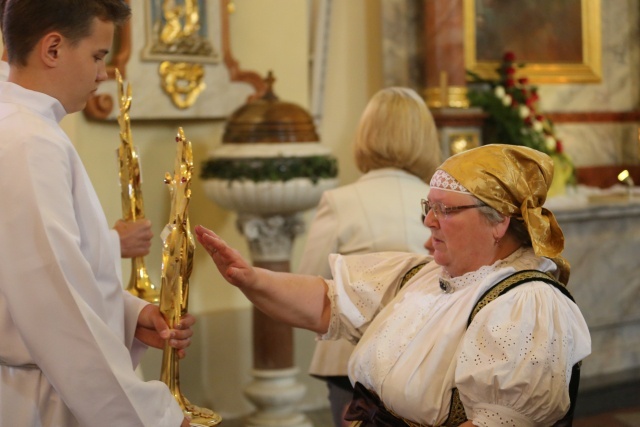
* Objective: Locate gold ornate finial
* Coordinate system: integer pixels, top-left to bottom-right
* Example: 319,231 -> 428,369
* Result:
159,127 -> 222,426
116,68 -> 160,303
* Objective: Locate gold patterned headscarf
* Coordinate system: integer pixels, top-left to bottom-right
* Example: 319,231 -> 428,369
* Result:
433,144 -> 570,284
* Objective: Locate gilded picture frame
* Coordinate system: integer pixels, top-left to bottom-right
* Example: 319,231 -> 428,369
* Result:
464,0 -> 602,84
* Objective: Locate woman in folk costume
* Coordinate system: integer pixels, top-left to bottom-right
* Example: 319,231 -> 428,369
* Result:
196,144 -> 591,426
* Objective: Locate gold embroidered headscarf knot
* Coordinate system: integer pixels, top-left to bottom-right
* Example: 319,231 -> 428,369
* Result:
435,144 -> 570,284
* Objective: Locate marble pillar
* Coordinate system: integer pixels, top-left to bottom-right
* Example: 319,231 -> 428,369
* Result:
237,214 -> 312,427
422,0 -> 482,158
423,0 -> 468,108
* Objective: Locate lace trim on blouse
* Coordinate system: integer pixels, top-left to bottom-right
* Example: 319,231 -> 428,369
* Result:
438,247 -> 538,293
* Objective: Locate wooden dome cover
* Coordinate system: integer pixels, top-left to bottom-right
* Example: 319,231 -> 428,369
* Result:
222,71 -> 319,143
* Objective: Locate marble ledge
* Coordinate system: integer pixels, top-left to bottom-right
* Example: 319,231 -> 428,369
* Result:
545,186 -> 640,221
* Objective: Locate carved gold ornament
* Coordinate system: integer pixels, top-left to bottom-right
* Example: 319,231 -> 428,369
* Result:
161,0 -> 200,44
159,61 -> 206,109
151,0 -> 216,58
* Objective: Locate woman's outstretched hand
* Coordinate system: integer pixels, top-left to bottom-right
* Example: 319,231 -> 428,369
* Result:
195,224 -> 331,334
194,225 -> 258,290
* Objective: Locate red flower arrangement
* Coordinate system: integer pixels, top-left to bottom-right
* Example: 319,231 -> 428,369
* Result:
467,52 -> 570,159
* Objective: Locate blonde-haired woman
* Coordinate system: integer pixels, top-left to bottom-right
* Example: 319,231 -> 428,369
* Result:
353,87 -> 440,182
297,87 -> 441,426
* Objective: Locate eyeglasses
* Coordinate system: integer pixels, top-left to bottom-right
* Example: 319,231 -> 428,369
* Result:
421,198 -> 482,219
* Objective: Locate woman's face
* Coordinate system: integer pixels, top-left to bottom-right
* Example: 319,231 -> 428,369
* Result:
424,188 -> 502,277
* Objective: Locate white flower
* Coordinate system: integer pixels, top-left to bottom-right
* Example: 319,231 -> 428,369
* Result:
494,86 -> 506,98
502,94 -> 512,106
519,105 -> 531,119
545,135 -> 557,151
533,120 -> 543,132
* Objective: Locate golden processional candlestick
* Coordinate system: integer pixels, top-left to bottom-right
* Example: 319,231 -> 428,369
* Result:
116,69 -> 160,303
160,127 -> 222,426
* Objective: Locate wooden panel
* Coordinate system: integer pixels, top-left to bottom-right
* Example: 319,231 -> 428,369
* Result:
576,165 -> 640,188
547,111 -> 640,123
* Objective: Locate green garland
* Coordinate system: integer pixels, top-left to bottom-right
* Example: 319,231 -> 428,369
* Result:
200,155 -> 338,184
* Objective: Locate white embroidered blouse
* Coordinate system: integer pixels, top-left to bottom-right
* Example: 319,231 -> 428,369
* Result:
321,247 -> 591,427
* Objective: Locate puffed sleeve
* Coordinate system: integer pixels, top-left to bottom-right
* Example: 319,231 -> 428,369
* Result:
320,252 -> 433,344
455,282 -> 591,426
297,192 -> 339,278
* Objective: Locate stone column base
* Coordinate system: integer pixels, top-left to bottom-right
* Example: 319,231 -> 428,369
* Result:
243,367 -> 312,427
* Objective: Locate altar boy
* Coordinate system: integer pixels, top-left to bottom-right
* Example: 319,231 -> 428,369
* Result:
0,1 -> 191,425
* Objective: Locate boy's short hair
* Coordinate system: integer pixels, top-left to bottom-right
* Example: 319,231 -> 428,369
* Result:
3,0 -> 130,66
